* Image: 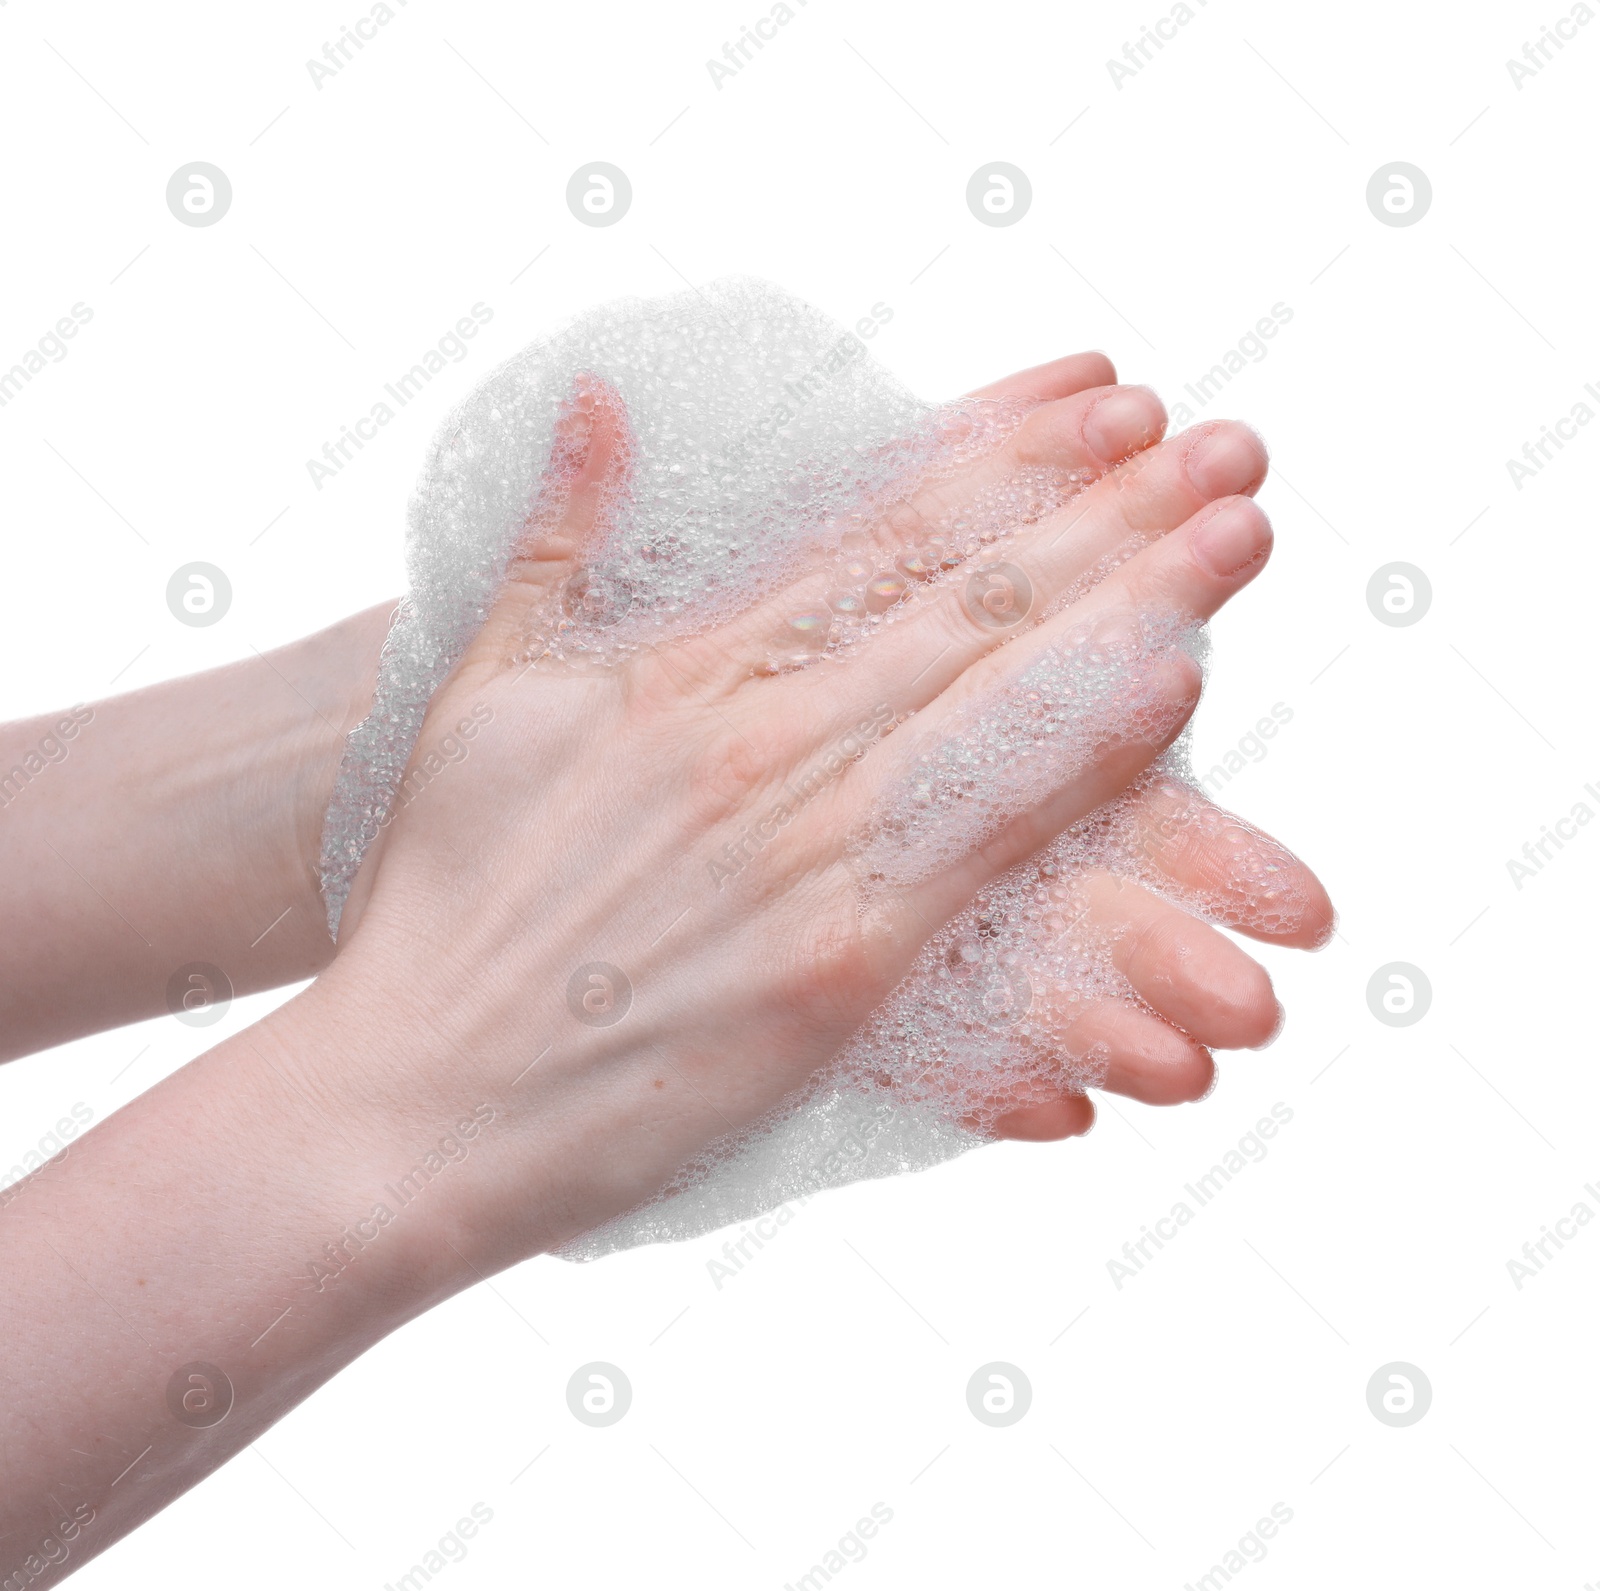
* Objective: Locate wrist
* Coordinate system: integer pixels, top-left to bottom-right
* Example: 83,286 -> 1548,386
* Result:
0,602 -> 395,1061
280,602 -> 396,888
263,956 -> 551,1291
300,914 -> 680,1273
246,976 -> 495,1303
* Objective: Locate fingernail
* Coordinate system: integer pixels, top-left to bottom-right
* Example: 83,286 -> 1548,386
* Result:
1082,386 -> 1164,463
1192,498 -> 1271,578
1183,423 -> 1268,498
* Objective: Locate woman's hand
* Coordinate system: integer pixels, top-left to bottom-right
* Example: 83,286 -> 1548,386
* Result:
0,350 -> 1330,1581
326,352 -> 1333,1265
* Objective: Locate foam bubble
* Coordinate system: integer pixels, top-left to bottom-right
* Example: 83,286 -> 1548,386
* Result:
850,609 -> 1200,896
315,278 -> 1303,1261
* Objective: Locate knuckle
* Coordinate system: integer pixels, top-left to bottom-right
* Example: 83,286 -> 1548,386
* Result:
1011,398 -> 1086,466
685,720 -> 793,828
1116,903 -> 1191,987
771,897 -> 879,1022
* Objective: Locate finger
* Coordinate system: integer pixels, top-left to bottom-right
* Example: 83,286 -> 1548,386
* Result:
838,381 -> 1166,586
753,419 -> 1266,744
812,617 -> 1204,934
876,486 -> 1273,748
964,350 -> 1116,401
1108,776 -> 1337,949
338,376 -> 632,945
982,997 -> 1213,1129
714,382 -> 1169,679
991,1091 -> 1096,1142
468,373 -> 634,676
925,862 -> 1281,1136
1080,872 -> 1283,1049
808,482 -> 1273,879
1064,999 -> 1217,1104
780,492 -> 1278,949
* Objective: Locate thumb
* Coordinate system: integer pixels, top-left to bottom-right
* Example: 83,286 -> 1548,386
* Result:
466,370 -> 635,679
336,373 -> 632,945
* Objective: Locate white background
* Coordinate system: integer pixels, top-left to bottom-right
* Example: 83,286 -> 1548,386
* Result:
2,0 -> 1597,1586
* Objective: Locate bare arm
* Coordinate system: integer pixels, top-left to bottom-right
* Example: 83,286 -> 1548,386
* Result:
0,604 -> 392,1062
0,969 -> 480,1584
0,356 -> 1331,1584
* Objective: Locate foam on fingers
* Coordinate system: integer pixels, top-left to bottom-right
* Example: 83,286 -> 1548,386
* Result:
849,609 -> 1203,897
313,278 -> 1303,1260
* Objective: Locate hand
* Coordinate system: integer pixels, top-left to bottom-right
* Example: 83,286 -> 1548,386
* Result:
326,350 -> 1333,1263
0,350 -> 1332,1577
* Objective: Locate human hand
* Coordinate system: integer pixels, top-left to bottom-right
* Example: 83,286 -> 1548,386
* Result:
323,349 -> 1332,1264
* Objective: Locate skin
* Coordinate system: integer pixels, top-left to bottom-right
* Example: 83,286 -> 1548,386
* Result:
0,601 -> 391,1063
0,350 -> 1332,1582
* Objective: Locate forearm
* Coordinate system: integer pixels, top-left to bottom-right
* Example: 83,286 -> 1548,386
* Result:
0,973 -> 486,1584
0,603 -> 393,1062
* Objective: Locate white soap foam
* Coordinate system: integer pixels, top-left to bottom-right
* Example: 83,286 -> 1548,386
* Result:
319,281 -> 1040,929
316,278 -> 1310,1261
850,609 -> 1201,897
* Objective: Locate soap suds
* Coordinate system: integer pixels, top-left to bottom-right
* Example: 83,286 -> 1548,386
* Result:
316,278 -> 1308,1261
